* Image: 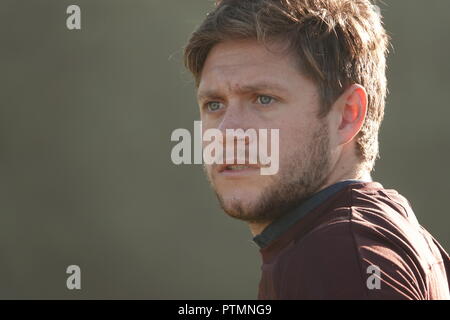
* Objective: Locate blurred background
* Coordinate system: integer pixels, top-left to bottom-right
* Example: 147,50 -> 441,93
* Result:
0,0 -> 448,299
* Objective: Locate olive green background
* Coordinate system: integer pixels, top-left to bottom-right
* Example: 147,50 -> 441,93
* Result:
0,0 -> 448,299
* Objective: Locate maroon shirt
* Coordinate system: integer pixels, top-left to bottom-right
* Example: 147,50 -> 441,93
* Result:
256,181 -> 450,300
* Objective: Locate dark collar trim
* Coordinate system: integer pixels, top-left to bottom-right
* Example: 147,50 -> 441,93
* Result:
253,180 -> 366,249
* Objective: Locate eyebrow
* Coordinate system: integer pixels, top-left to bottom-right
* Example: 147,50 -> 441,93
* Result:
197,81 -> 288,102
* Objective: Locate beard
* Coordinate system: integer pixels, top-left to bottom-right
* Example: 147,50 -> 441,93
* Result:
205,122 -> 331,224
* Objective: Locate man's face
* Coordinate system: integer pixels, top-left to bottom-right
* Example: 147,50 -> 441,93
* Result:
197,39 -> 332,224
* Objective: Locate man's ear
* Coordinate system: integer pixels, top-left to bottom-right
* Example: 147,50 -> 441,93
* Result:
334,84 -> 368,146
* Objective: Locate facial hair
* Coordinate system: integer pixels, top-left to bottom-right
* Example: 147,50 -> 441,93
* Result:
205,122 -> 331,224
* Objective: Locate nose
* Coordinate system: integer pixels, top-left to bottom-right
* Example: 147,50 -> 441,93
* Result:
216,101 -> 256,156
217,100 -> 252,133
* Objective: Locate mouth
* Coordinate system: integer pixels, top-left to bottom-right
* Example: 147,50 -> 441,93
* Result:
217,163 -> 261,176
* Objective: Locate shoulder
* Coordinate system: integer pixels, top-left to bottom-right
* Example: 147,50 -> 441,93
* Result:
276,201 -> 429,299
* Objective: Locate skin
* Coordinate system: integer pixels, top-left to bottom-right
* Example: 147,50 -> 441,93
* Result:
197,39 -> 372,236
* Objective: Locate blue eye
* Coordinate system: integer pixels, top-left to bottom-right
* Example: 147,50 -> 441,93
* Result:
257,95 -> 274,105
206,101 -> 223,112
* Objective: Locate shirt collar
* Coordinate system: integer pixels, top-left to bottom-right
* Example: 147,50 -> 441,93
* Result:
252,179 -> 367,249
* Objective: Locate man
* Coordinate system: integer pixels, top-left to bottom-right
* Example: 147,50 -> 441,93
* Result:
183,0 -> 450,299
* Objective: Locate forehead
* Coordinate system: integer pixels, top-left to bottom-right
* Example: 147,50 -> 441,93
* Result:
198,39 -> 302,93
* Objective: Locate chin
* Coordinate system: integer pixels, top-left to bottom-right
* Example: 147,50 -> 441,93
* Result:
214,187 -> 265,221
206,168 -> 276,221
218,190 -> 293,225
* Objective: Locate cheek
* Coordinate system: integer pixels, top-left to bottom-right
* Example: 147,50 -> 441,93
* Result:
201,116 -> 219,132
278,121 -> 310,152
276,121 -> 323,172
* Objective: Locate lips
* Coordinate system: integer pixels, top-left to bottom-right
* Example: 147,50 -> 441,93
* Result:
220,164 -> 259,171
225,165 -> 254,171
216,162 -> 262,176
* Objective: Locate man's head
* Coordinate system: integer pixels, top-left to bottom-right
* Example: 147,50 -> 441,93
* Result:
183,0 -> 389,225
